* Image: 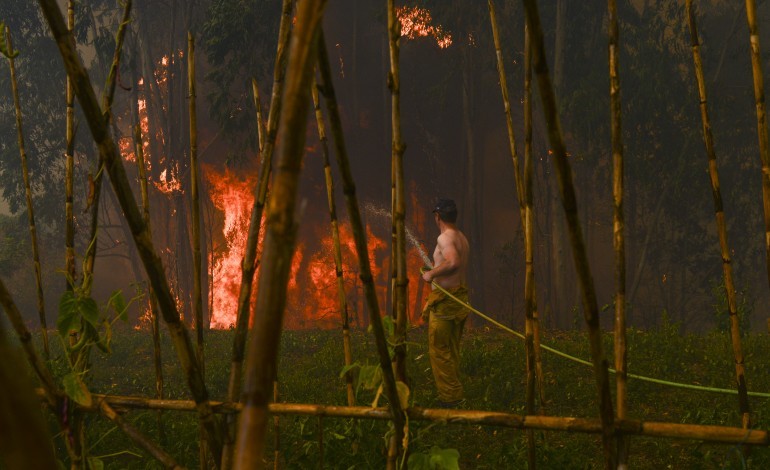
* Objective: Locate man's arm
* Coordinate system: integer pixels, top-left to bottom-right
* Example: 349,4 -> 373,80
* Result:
422,234 -> 459,282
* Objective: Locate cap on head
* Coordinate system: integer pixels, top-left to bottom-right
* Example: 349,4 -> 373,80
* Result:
432,198 -> 457,223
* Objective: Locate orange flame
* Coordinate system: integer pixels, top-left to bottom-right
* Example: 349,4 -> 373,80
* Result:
202,165 -> 432,330
397,6 -> 452,48
205,165 -> 260,329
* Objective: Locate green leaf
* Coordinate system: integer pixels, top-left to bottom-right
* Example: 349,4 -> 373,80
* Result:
57,291 -> 80,337
407,452 -> 432,470
429,446 -> 460,470
87,457 -> 104,470
0,22 -> 20,59
108,290 -> 128,321
62,372 -> 92,407
359,365 -> 382,391
97,319 -> 112,354
339,362 -> 361,379
79,297 -> 99,326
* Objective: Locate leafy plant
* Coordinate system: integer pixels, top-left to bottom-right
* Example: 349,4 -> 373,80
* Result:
0,21 -> 19,59
407,446 -> 460,470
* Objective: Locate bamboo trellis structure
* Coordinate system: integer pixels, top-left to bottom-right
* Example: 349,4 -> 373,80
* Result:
36,0 -> 225,463
5,2 -> 770,469
316,23 -> 408,449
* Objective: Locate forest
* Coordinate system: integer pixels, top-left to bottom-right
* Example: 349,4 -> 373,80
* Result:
2,0 -> 770,468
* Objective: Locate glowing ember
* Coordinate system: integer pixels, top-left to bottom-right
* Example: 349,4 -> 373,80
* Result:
154,165 -> 183,194
397,6 -> 452,49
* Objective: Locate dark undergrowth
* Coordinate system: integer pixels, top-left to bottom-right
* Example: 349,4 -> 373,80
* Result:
26,319 -> 770,469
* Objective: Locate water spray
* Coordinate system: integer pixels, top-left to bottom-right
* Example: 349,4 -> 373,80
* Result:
362,202 -> 432,267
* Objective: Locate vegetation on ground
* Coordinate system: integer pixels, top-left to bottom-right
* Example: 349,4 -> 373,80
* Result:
21,321 -> 770,469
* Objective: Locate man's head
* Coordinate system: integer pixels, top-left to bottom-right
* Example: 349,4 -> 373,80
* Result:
432,198 -> 457,223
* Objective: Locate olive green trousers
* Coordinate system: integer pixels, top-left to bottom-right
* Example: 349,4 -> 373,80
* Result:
422,285 -> 469,402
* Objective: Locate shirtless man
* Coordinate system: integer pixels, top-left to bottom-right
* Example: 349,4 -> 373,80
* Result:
421,198 -> 470,407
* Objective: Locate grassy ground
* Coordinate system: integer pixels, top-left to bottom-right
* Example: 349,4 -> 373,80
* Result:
36,320 -> 770,468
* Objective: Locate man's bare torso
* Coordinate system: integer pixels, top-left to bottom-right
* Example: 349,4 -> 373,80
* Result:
431,228 -> 469,289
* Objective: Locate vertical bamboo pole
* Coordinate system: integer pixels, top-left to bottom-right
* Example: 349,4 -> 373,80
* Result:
226,0 -> 293,407
520,1 -> 616,467
317,25 -> 407,456
36,1 -> 223,462
687,0 -> 751,430
83,0 -> 132,293
187,31 -> 208,470
65,0 -> 76,291
222,3 -> 293,469
4,28 -> 49,359
608,0 -> 630,464
744,0 -> 770,347
233,2 -> 328,467
311,75 -> 356,407
523,23 -> 545,414
134,122 -> 165,443
387,0 -> 409,428
488,3 -> 545,453
522,21 -> 539,469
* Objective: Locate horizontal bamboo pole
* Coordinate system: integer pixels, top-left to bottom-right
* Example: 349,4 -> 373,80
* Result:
98,400 -> 183,469
74,393 -> 769,446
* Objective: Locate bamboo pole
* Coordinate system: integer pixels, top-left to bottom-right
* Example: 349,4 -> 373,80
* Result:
316,24 -> 407,452
221,3 -> 293,469
82,0 -> 132,294
187,31 -> 209,470
75,393 -> 770,447
522,20 -> 538,470
687,0 -> 751,430
744,0 -> 770,331
4,27 -> 49,359
233,2 -> 328,467
488,5 -> 543,467
0,323 -> 58,469
386,7 -> 408,466
134,122 -> 165,442
98,400 -> 183,469
523,22 -> 545,412
36,1 -> 223,463
225,0 -> 293,408
65,0 -> 76,291
520,1 -> 615,467
607,0 -> 630,465
311,75 -> 355,407
488,0 -> 545,406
